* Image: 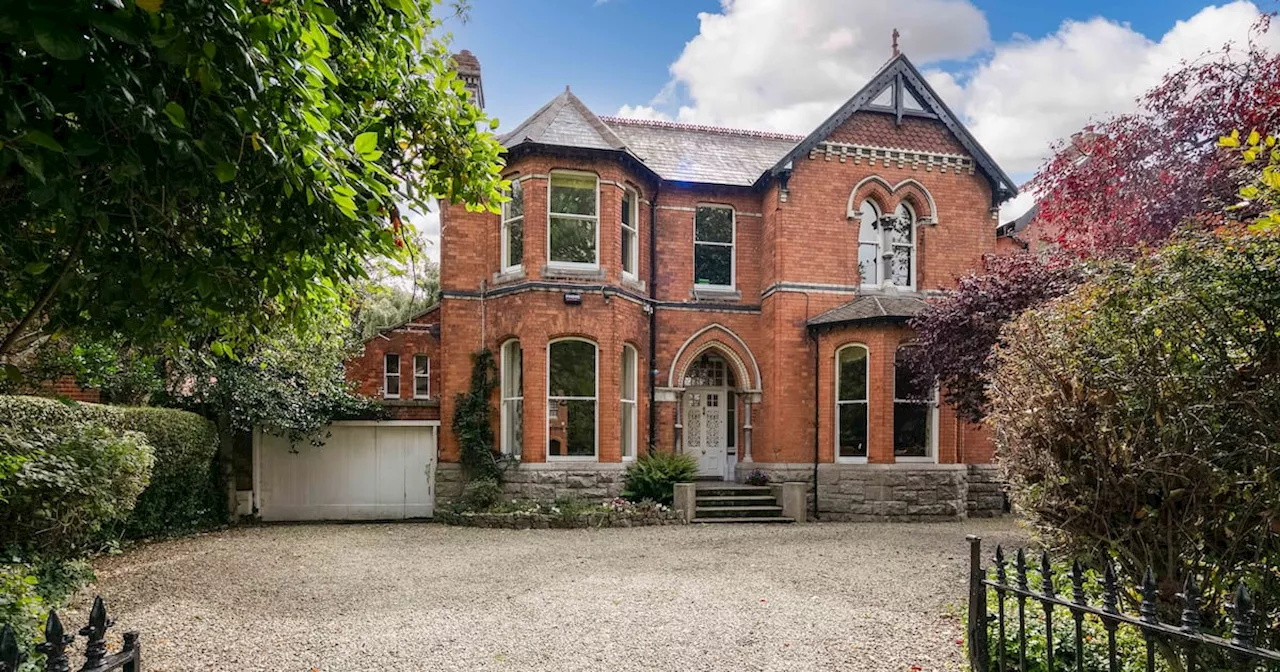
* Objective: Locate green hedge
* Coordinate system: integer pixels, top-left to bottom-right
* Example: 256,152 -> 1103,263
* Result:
0,396 -> 224,539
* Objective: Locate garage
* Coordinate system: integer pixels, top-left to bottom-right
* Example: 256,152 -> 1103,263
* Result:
253,421 -> 438,521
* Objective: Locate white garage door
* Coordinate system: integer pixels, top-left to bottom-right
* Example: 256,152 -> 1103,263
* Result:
255,421 -> 437,521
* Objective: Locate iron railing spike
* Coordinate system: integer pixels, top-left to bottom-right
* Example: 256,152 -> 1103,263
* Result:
1040,551 -> 1055,597
1102,561 -> 1119,614
995,545 -> 1006,582
1140,568 -> 1159,624
1178,573 -> 1202,633
80,595 -> 113,670
1016,548 -> 1029,590
1230,583 -> 1256,647
1071,560 -> 1087,605
35,610 -> 73,672
0,624 -> 24,672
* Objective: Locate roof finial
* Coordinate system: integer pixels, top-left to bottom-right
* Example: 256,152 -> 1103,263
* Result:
892,28 -> 900,57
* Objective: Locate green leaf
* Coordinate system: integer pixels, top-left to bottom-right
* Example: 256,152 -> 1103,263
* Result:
164,102 -> 187,129
22,131 -> 64,153
301,109 -> 329,133
214,162 -> 237,183
354,132 -> 378,156
32,18 -> 86,60
24,262 -> 50,275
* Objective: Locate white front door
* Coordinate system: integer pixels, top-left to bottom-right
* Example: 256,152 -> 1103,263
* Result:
684,389 -> 728,478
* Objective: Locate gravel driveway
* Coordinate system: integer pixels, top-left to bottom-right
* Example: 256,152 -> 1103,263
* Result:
69,518 -> 1026,672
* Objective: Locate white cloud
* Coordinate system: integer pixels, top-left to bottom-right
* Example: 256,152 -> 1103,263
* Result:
614,104 -> 672,121
620,0 -> 1277,215
634,0 -> 990,133
960,1 -> 1279,178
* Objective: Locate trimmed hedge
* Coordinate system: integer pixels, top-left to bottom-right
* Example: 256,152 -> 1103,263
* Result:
0,396 -> 224,539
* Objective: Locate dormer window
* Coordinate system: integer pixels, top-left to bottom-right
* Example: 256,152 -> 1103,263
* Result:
548,171 -> 599,268
857,200 -> 915,289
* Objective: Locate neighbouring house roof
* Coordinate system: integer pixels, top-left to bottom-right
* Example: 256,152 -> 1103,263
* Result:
997,203 -> 1040,238
769,53 -> 1017,204
362,304 -> 440,343
806,295 -> 928,329
601,118 -> 802,187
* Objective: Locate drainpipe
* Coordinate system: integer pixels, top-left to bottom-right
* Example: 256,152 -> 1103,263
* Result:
809,323 -> 820,521
800,291 -> 820,521
647,188 -> 659,454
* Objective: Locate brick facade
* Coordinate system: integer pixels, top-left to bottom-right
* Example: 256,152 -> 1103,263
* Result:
346,306 -> 441,421
354,51 -> 1018,518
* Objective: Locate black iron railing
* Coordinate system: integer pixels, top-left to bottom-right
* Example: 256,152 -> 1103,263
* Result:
967,536 -> 1280,672
0,596 -> 140,672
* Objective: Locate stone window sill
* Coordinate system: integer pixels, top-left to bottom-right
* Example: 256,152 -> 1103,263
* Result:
492,267 -> 526,285
621,275 -> 647,293
691,285 -> 742,302
542,264 -> 607,281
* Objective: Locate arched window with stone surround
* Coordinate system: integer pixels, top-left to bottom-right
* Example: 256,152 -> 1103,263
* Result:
500,340 -> 523,457
856,198 -> 916,289
547,338 -> 598,459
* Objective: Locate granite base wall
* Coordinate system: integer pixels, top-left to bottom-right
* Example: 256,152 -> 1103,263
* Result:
435,462 -> 626,506
735,463 -> 1007,522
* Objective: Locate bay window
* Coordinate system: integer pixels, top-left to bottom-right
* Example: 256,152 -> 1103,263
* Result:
547,339 -> 598,458
620,345 -> 637,460
501,178 -> 524,271
548,172 -> 599,267
894,346 -> 936,460
621,188 -> 638,279
501,340 -> 523,457
835,344 -> 868,462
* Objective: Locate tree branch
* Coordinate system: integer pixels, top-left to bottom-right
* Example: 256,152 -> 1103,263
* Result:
0,225 -> 89,357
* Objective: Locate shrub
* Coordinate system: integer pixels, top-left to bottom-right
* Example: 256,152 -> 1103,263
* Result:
116,407 -> 223,538
451,349 -> 504,482
0,564 -> 46,672
0,424 -> 154,558
621,452 -> 698,505
990,229 -> 1280,645
0,396 -> 222,540
744,469 -> 770,486
459,478 -> 503,512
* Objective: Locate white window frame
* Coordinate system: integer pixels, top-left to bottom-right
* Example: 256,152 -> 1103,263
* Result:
893,345 -> 938,463
693,204 -> 736,290
834,343 -> 869,464
620,344 -> 638,461
413,354 -> 430,399
621,187 -> 639,280
857,199 -> 917,290
501,177 -> 524,272
546,170 -> 600,271
383,353 -> 401,399
500,340 -> 523,457
546,337 -> 599,461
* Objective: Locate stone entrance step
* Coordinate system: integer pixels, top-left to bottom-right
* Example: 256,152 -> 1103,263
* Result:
690,482 -> 792,524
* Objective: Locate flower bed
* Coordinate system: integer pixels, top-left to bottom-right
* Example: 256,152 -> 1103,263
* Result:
438,498 -> 686,529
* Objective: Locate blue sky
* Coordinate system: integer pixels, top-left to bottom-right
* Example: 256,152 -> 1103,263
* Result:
446,0 -> 1238,137
410,0 -> 1275,258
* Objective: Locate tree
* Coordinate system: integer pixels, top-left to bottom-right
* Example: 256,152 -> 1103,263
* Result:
989,228 -> 1280,654
906,251 -> 1081,422
1027,15 -> 1279,255
909,14 -> 1279,420
167,306 -> 379,516
353,221 -> 440,340
0,0 -> 504,360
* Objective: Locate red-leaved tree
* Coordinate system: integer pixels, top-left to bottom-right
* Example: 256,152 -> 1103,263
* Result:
909,14 -> 1280,420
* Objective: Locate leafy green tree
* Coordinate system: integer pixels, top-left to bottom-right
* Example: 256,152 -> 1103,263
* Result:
354,221 -> 440,339
167,307 -> 379,517
0,0 -> 504,359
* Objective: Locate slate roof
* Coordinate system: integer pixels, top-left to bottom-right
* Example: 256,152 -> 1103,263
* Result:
806,295 -> 928,328
997,203 -> 1040,238
500,88 -> 630,154
497,52 -> 1016,199
601,118 -> 801,187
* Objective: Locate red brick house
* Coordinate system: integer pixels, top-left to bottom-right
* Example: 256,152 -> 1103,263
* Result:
322,50 -> 1014,521
368,48 -> 1016,521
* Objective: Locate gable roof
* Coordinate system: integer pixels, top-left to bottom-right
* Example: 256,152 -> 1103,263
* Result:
769,53 -> 1018,204
602,118 -> 801,187
500,88 -> 630,154
806,294 -> 927,329
498,52 -> 1016,200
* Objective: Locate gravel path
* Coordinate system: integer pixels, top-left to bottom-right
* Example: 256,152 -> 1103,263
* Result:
68,518 -> 1027,672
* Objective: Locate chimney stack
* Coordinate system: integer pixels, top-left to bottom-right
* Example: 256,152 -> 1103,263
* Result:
451,50 -> 484,110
